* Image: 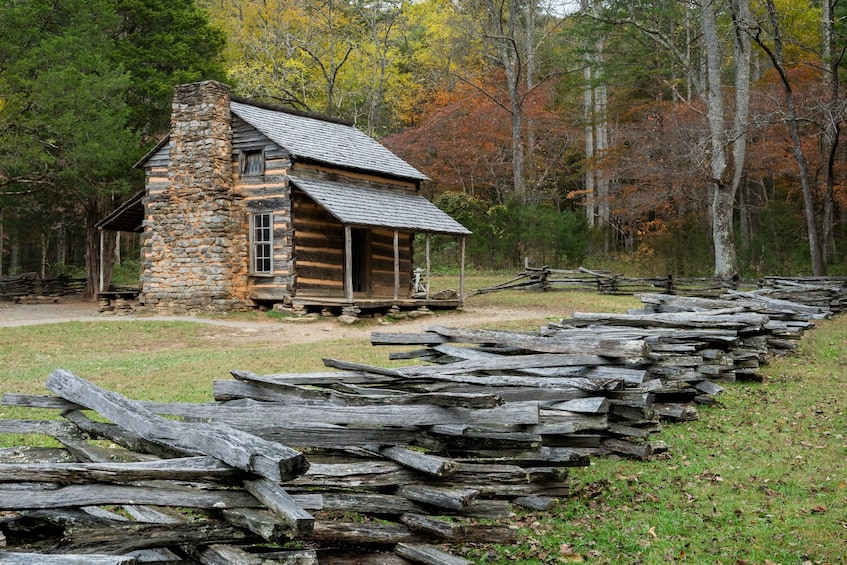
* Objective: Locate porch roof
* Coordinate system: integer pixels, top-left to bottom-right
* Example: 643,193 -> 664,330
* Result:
289,176 -> 471,236
96,190 -> 145,232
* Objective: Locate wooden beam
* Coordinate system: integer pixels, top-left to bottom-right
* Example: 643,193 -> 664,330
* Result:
459,236 -> 466,301
45,369 -> 309,483
0,482 -> 261,510
0,457 -> 239,484
393,229 -> 400,301
396,543 -> 474,565
98,228 -> 105,293
243,478 -> 314,535
0,551 -> 137,564
344,225 -> 353,302
425,233 -> 431,299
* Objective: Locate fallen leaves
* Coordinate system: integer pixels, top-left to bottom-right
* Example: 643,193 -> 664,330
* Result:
558,543 -> 585,562
799,440 -> 828,449
696,469 -> 724,483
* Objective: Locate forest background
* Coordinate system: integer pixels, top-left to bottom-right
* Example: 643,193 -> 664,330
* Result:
2,0 -> 847,297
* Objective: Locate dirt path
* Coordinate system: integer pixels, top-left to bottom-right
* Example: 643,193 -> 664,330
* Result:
0,298 -> 557,345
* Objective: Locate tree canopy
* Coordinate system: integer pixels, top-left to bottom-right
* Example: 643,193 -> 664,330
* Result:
0,0 -> 227,291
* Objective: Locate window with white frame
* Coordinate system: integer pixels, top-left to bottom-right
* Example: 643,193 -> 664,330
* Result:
251,212 -> 273,275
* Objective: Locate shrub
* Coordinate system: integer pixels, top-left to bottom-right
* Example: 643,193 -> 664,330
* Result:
420,193 -> 590,270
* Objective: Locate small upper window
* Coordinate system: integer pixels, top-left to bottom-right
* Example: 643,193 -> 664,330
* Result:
240,149 -> 265,177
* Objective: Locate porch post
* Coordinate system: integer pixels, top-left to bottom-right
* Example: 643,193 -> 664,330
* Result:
425,233 -> 431,300
344,225 -> 353,302
0,208 -> 4,275
98,228 -> 105,293
393,229 -> 400,301
459,235 -> 466,301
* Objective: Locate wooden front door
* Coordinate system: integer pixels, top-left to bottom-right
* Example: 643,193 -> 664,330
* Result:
350,228 -> 371,295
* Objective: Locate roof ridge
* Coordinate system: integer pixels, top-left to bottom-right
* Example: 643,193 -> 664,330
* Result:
230,96 -> 354,127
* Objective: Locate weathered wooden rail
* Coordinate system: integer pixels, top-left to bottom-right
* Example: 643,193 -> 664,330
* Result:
0,279 -> 842,562
472,266 -> 760,297
0,272 -> 87,301
0,367 -> 574,563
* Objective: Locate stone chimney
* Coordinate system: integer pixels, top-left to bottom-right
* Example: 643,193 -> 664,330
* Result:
140,81 -> 249,313
169,81 -> 233,198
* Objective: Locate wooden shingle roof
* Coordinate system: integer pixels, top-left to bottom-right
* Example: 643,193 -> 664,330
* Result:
230,101 -> 428,182
96,190 -> 145,232
290,176 -> 471,235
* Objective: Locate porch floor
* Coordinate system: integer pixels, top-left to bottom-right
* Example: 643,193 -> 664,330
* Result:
290,296 -> 462,312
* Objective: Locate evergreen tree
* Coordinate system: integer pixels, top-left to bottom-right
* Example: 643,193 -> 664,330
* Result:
112,0 -> 228,138
0,0 -> 136,289
0,0 -> 228,291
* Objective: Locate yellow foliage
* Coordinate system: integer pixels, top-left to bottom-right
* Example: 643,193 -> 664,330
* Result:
752,0 -> 822,65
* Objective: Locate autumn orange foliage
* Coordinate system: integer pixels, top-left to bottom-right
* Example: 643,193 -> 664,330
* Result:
383,72 -> 575,205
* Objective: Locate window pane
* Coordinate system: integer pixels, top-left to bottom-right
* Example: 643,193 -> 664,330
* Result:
255,243 -> 272,273
252,213 -> 273,274
242,150 -> 264,176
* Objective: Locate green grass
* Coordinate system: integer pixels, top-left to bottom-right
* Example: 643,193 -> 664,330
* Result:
0,322 -> 400,401
464,317 -> 847,565
1,278 -> 845,563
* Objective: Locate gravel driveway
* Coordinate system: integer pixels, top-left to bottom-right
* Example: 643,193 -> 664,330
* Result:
0,299 -> 103,327
0,297 -> 558,346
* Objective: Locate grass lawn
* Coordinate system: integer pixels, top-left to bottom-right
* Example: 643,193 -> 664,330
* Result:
0,276 -> 844,563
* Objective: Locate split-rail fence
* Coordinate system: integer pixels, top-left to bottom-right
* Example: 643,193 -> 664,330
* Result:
0,277 -> 843,562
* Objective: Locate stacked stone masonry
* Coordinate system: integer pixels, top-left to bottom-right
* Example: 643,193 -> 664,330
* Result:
140,81 -> 250,313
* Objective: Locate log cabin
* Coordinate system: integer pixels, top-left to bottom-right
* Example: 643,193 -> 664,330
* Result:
98,81 -> 470,315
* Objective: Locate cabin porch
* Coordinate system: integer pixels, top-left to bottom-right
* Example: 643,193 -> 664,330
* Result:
288,293 -> 462,315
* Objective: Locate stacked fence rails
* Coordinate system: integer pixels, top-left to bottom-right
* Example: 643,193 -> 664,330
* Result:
0,273 -> 87,301
0,282 -> 842,562
758,276 -> 847,312
1,365 -> 594,563
471,266 -> 759,297
374,287 -> 829,436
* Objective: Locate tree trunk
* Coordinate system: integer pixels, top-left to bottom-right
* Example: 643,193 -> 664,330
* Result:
10,232 -> 19,275
84,205 -> 100,299
40,232 -> 49,278
509,92 -> 526,200
728,0 -> 751,268
738,182 -> 750,251
820,0 -> 840,263
701,0 -> 737,277
502,0 -> 526,200
581,0 -> 609,236
595,80 -> 610,252
524,0 -> 537,191
57,224 -> 67,267
583,59 -> 596,227
0,207 -> 4,276
754,0 -> 826,275
83,200 -> 116,299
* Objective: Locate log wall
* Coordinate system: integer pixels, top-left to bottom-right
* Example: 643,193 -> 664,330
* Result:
233,115 -> 296,301
292,189 -> 345,297
292,188 -> 413,299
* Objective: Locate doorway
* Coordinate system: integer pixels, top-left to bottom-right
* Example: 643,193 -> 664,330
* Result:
350,228 -> 371,295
